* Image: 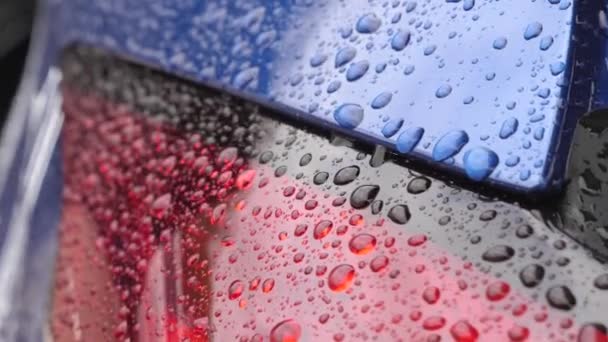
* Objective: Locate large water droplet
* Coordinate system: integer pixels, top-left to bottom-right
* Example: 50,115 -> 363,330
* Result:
577,323 -> 608,342
486,281 -> 510,301
335,47 -> 357,68
396,127 -> 424,153
450,320 -> 479,342
387,204 -> 411,224
524,22 -> 543,40
334,165 -> 360,185
349,234 -> 377,255
356,13 -> 381,34
328,264 -> 355,292
334,103 -> 364,129
407,177 -> 431,194
371,92 -> 392,109
463,147 -> 499,181
519,264 -> 545,287
314,220 -> 334,239
435,84 -> 453,98
493,37 -> 508,49
500,117 -> 519,139
391,30 -> 411,51
482,245 -> 514,262
546,286 -> 576,310
346,60 -> 370,81
382,119 -> 404,138
594,274 -> 608,290
350,185 -> 380,209
270,319 -> 302,342
432,130 -> 469,161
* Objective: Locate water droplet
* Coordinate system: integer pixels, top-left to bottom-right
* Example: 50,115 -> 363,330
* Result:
313,171 -> 329,185
546,286 -> 576,310
493,37 -> 508,49
382,119 -> 404,138
310,53 -> 328,67
500,117 -> 519,139
328,264 -> 355,292
482,245 -> 514,262
463,147 -> 499,181
391,30 -> 411,51
540,36 -> 554,50
349,234 -> 377,255
335,47 -> 357,68
370,255 -> 389,272
435,84 -> 452,98
299,153 -> 312,166
577,323 -> 608,342
408,234 -> 427,247
594,274 -> 608,290
314,220 -> 334,239
508,325 -> 530,342
519,264 -> 545,287
396,127 -> 424,153
350,185 -> 380,209
516,225 -> 534,238
524,22 -> 543,40
346,60 -> 370,81
550,61 -> 566,76
387,204 -> 411,224
486,281 -> 510,301
356,13 -> 381,34
450,320 -> 479,342
422,316 -> 446,331
270,319 -> 302,342
463,0 -> 475,11
371,92 -> 393,109
334,165 -> 360,185
432,130 -> 469,161
262,278 -> 275,293
334,103 -> 364,129
422,286 -> 440,304
228,280 -> 244,300
407,177 -> 431,194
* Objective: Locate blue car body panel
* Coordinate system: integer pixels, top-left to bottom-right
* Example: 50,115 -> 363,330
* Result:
45,0 -> 594,192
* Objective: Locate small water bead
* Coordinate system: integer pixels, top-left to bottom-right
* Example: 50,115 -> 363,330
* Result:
310,53 -> 327,67
593,274 -> 608,290
391,30 -> 411,51
356,13 -> 382,34
422,286 -> 440,304
524,22 -> 543,40
578,324 -> 608,342
299,153 -> 312,166
493,37 -> 508,49
403,64 -> 415,75
423,45 -> 437,56
382,119 -> 403,138
508,325 -> 530,342
335,47 -> 357,68
334,103 -> 364,129
370,255 -> 389,272
371,92 -> 392,109
387,128 -> 419,155
463,147 -> 499,181
228,280 -> 244,300
346,60 -> 370,81
432,130 -> 469,161
328,264 -> 355,292
422,316 -> 446,331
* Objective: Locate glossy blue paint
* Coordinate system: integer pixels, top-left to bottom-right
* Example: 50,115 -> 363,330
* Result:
43,0 -> 581,191
46,0 -> 600,192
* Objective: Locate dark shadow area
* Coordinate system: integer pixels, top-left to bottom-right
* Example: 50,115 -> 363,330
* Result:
0,40 -> 29,126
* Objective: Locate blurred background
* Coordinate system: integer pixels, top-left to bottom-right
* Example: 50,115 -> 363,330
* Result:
0,0 -> 35,125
